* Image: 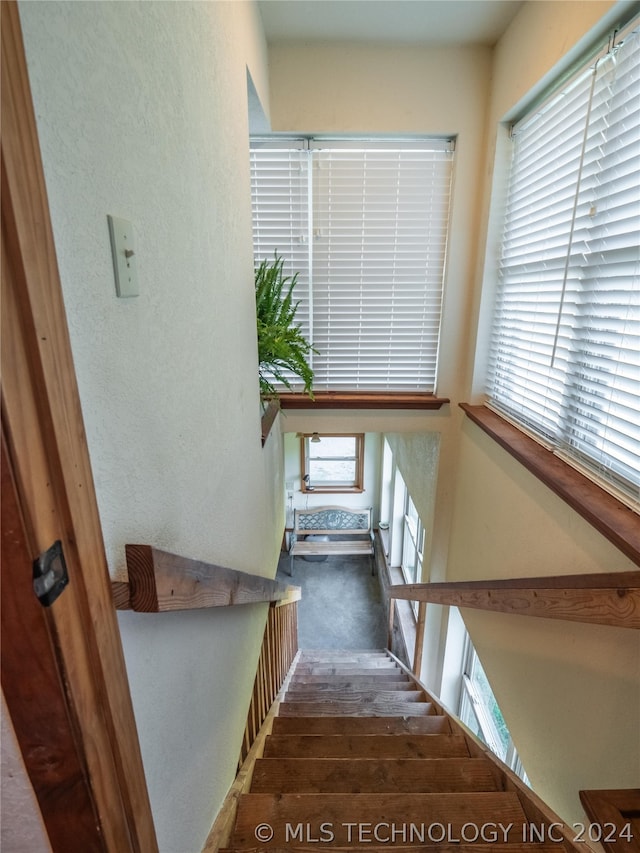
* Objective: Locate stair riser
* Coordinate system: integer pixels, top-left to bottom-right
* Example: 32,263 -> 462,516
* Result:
270,715 -> 448,735
230,792 -> 528,847
290,673 -> 409,684
251,758 -> 500,793
293,663 -> 402,677
287,683 -> 415,693
279,701 -> 434,717
263,734 -> 470,759
284,690 -> 426,703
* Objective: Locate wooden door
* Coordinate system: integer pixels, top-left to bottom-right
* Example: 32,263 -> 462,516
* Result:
1,4 -> 157,850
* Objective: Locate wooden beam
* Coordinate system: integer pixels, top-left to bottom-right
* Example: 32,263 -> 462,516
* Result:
461,404 -> 640,567
1,5 -> 157,849
579,789 -> 640,853
273,585 -> 302,608
390,572 -> 640,628
413,600 -> 426,676
279,391 -> 449,410
260,398 -> 280,446
111,581 -> 131,610
124,544 -> 297,612
1,433 -> 105,851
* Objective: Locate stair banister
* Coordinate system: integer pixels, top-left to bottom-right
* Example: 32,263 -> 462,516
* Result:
390,571 -> 639,677
390,570 -> 640,631
111,544 -> 300,611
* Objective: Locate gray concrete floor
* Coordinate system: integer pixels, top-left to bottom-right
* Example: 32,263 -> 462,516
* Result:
276,551 -> 387,649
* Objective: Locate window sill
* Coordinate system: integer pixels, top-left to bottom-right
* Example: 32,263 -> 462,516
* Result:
301,487 -> 364,495
460,403 -> 640,567
279,391 -> 449,410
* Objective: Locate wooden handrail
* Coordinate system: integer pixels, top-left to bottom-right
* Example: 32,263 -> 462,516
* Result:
112,544 -> 299,612
390,571 -> 640,629
260,398 -> 280,446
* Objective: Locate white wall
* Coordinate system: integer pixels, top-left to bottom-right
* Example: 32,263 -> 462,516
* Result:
447,0 -> 640,827
18,2 -> 279,851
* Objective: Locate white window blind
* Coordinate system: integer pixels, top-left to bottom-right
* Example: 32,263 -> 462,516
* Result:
250,138 -> 454,392
487,24 -> 640,508
250,139 -> 311,336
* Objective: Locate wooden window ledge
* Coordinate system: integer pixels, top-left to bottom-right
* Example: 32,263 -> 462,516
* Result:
279,392 -> 449,410
460,404 -> 640,567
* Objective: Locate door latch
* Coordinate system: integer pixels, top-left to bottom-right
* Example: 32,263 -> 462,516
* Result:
33,540 -> 69,607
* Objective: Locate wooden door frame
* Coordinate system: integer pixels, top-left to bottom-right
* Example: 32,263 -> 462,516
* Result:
1,4 -> 157,850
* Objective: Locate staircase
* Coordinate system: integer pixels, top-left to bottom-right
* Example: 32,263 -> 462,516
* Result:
221,649 -> 577,852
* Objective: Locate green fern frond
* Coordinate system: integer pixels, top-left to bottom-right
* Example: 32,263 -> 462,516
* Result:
255,252 -> 317,399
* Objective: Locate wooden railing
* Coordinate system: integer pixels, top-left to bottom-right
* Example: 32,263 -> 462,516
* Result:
112,544 -> 296,611
260,398 -> 280,446
203,586 -> 300,852
112,542 -> 301,758
239,585 -> 300,764
390,571 -> 640,675
109,543 -> 301,852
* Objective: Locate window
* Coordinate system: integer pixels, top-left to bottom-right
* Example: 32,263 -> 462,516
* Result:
251,138 -> 455,393
401,493 -> 424,586
487,23 -> 640,510
300,433 -> 364,493
459,637 -> 530,785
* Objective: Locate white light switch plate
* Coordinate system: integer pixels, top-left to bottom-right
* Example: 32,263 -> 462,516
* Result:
108,215 -> 138,297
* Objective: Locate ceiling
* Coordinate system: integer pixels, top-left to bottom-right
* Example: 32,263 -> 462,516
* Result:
258,0 -> 524,46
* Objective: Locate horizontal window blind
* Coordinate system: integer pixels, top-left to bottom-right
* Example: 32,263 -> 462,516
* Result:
250,140 -> 311,335
487,24 -> 640,508
250,138 -> 454,393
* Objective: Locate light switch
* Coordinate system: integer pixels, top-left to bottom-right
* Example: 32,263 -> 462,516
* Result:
108,215 -> 138,297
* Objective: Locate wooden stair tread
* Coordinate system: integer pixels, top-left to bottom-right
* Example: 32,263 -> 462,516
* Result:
271,715 -> 448,735
262,733 -> 470,759
290,672 -> 410,684
279,700 -> 434,717
251,757 -> 500,793
293,665 -> 400,675
297,651 -> 389,658
287,680 -> 414,691
221,650 -> 577,853
283,689 -> 426,703
230,792 -> 528,847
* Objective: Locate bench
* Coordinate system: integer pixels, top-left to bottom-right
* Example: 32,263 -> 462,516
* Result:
289,505 -> 375,577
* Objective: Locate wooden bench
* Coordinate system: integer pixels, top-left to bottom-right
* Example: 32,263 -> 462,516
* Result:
289,506 -> 375,577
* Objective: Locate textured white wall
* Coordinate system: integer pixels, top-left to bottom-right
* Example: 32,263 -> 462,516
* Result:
449,422 -> 639,825
18,2 -> 279,851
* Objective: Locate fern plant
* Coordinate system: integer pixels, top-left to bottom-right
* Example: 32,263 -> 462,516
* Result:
255,253 -> 316,399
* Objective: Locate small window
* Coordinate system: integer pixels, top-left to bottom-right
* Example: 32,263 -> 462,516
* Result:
458,636 -> 530,786
301,434 -> 364,493
401,493 -> 424,587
